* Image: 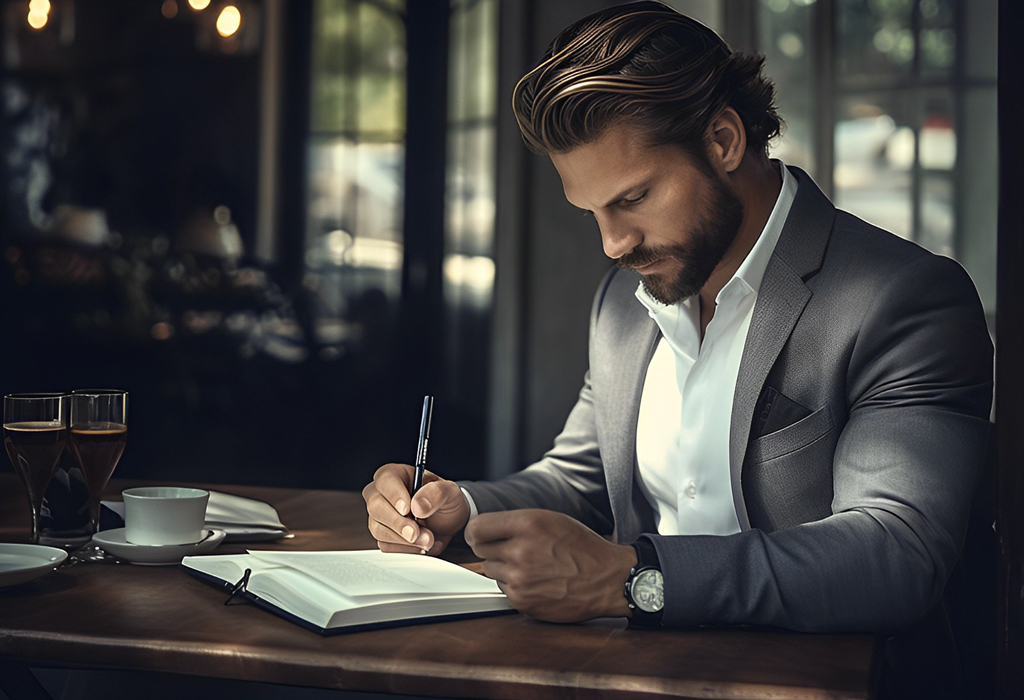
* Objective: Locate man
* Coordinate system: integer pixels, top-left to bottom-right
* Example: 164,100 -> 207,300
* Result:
363,2 -> 992,694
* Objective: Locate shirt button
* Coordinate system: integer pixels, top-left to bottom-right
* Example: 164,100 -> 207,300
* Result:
686,481 -> 697,499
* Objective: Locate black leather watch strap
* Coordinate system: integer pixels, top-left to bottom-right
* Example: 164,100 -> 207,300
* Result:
626,537 -> 664,627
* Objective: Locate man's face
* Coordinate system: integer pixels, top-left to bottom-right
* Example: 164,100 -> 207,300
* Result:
550,124 -> 744,306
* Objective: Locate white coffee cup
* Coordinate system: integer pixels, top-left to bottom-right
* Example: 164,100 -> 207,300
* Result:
122,487 -> 210,546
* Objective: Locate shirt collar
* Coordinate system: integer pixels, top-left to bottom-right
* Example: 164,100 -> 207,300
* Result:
634,160 -> 798,315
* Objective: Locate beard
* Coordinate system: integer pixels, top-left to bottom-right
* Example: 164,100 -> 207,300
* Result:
618,174 -> 744,306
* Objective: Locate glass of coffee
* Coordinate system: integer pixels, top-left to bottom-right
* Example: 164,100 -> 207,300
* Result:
69,390 -> 128,537
3,393 -> 68,543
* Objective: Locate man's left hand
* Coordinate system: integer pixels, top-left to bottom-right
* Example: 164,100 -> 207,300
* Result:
464,509 -> 637,623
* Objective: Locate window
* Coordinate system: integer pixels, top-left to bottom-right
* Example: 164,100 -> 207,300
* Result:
757,0 -> 997,317
301,0 -> 499,477
306,0 -> 407,360
444,0 -> 498,405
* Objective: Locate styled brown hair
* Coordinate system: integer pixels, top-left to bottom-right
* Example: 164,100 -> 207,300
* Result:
512,1 -> 782,163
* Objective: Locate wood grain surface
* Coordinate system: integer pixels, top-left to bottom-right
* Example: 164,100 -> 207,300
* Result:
0,474 -> 877,699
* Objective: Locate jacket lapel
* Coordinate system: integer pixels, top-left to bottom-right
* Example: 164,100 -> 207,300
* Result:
729,167 -> 835,530
593,270 -> 660,543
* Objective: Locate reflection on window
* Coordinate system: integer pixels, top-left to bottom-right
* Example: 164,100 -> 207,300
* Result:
444,0 -> 497,400
445,0 -> 497,312
306,0 -> 406,359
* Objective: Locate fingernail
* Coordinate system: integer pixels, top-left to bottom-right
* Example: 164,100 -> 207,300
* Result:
396,500 -> 407,515
402,525 -> 415,542
415,531 -> 431,548
418,497 -> 431,511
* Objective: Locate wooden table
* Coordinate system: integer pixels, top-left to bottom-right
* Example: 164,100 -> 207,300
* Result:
0,474 -> 878,699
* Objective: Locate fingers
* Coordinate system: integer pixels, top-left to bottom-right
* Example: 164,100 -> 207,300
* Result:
364,463 -> 428,549
479,558 -> 511,585
377,540 -> 429,555
410,478 -> 462,520
364,463 -> 466,555
464,510 -> 532,549
372,463 -> 416,516
367,513 -> 433,550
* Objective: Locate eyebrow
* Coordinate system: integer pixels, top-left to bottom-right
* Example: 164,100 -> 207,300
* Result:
598,180 -> 651,209
564,179 -> 651,212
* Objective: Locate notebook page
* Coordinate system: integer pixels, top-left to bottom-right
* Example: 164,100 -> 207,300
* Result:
247,550 -> 502,598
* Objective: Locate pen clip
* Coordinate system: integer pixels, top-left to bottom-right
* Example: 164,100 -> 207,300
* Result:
224,568 -> 252,605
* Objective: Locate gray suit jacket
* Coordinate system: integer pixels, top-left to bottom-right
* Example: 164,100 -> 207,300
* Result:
462,167 -> 993,633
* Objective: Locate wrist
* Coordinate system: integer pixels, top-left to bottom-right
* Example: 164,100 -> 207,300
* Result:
604,543 -> 639,618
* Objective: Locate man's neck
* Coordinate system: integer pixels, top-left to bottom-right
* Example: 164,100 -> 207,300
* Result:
700,155 -> 778,319
698,157 -> 783,332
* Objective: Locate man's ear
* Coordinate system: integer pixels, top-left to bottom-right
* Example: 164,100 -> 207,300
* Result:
707,107 -> 746,174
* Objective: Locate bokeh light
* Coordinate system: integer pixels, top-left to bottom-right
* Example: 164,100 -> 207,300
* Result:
161,0 -> 179,19
27,11 -> 47,29
188,0 -> 211,10
216,5 -> 241,37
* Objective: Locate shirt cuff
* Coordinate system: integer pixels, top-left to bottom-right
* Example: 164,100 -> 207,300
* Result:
460,487 -> 479,520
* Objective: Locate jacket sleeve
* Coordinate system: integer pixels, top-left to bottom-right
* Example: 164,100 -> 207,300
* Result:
458,268 -> 618,536
648,254 -> 993,633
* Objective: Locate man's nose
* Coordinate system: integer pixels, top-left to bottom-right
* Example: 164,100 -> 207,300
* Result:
597,216 -> 642,260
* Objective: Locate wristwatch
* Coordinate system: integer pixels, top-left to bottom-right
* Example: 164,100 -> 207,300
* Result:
624,538 -> 664,627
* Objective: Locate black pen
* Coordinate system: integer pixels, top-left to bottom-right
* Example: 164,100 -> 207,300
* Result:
411,395 -> 433,495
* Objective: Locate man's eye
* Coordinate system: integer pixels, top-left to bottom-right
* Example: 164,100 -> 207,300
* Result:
622,191 -> 647,206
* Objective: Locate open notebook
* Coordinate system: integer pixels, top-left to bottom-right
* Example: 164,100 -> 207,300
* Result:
182,550 -> 514,634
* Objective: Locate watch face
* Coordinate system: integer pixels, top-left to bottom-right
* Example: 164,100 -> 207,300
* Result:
631,569 -> 664,613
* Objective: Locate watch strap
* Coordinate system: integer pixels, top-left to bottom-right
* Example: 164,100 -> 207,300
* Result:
626,537 -> 663,627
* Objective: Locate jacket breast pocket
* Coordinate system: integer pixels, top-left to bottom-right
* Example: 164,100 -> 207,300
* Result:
747,405 -> 834,464
744,405 -> 837,530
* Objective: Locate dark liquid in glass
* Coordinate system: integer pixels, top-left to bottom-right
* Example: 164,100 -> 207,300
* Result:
4,421 -> 67,512
70,422 -> 127,500
39,448 -> 92,543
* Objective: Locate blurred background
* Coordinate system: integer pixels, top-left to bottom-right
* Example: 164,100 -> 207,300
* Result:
0,0 -> 997,491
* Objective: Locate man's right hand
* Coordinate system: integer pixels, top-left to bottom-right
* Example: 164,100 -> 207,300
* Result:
361,463 -> 470,556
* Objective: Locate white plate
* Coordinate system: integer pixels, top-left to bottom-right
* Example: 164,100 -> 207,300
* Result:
92,528 -> 226,565
0,543 -> 68,587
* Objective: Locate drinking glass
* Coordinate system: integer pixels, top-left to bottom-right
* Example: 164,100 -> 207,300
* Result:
68,390 -> 128,537
3,393 -> 68,543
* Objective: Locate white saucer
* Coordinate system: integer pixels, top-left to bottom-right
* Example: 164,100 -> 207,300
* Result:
0,543 -> 68,587
92,528 -> 226,565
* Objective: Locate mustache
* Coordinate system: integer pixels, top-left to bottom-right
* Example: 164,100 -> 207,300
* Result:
617,245 -> 683,271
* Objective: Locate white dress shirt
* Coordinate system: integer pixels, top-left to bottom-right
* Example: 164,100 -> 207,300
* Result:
462,163 -> 797,525
633,162 -> 797,536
